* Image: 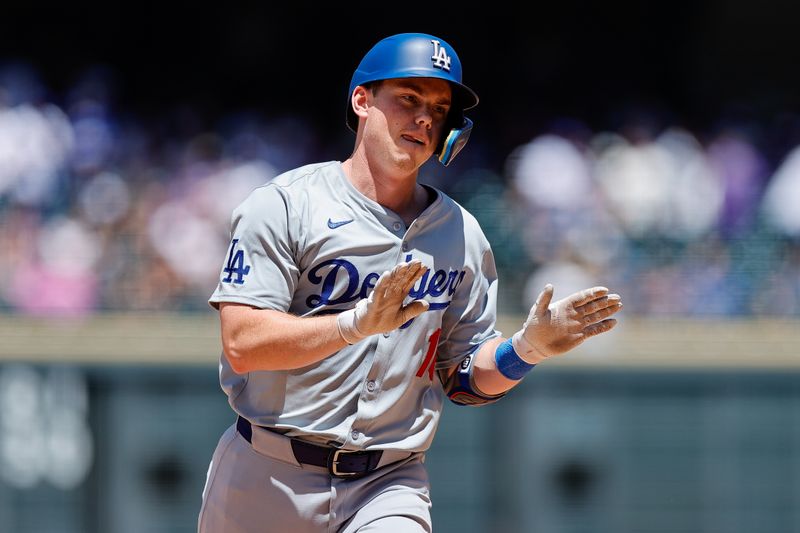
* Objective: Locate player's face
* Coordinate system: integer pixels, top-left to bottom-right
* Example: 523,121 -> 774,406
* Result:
363,78 -> 452,173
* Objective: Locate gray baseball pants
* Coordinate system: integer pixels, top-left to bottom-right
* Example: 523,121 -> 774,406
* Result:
198,423 -> 432,532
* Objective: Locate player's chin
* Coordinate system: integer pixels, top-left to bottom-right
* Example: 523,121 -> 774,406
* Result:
399,141 -> 435,165
390,147 -> 428,170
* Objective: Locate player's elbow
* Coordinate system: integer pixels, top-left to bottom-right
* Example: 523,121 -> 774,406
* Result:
442,354 -> 508,407
447,389 -> 503,407
221,335 -> 254,374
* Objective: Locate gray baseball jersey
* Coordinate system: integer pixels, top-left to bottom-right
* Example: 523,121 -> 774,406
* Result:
209,160 -> 500,452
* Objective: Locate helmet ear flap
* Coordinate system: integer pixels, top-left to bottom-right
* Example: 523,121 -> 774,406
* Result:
436,113 -> 473,167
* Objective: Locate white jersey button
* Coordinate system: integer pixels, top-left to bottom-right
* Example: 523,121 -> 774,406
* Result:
366,380 -> 376,392
383,332 -> 390,338
351,430 -> 360,440
393,222 -> 402,231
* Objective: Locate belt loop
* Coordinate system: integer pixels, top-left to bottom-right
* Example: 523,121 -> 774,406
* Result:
236,416 -> 253,443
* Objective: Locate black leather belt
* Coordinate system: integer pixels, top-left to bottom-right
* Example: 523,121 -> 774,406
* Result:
236,416 -> 383,479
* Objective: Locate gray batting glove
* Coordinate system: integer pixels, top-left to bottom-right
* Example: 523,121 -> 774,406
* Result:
337,260 -> 431,344
512,284 -> 622,363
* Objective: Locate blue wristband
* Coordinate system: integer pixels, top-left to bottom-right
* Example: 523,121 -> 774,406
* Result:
494,338 -> 536,380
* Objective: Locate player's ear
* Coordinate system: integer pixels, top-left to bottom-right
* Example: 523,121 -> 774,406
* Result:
351,85 -> 370,122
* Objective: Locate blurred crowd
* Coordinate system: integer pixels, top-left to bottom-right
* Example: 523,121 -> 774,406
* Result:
1,62 -> 799,318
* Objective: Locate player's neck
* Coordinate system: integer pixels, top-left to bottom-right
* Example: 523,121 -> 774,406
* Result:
340,158 -> 429,226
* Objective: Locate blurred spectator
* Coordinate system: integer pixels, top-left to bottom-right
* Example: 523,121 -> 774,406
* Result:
78,171 -> 131,227
0,98 -> 74,206
592,129 -> 671,239
6,216 -> 99,316
761,145 -> 800,238
507,126 -> 626,270
508,132 -> 594,214
592,126 -> 723,241
705,126 -> 770,240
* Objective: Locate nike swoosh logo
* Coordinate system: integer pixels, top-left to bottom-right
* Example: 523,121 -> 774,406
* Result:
327,218 -> 354,229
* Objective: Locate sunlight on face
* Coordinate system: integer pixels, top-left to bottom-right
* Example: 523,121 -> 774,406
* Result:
364,78 -> 453,173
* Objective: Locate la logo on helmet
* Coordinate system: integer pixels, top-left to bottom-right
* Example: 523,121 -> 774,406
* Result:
430,40 -> 452,71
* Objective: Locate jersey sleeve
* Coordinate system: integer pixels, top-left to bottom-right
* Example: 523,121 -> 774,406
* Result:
208,184 -> 302,311
434,240 -> 501,370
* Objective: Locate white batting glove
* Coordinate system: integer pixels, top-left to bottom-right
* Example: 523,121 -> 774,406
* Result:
512,284 -> 622,363
337,260 -> 431,344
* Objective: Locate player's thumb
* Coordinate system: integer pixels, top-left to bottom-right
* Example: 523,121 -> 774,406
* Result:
402,299 -> 430,321
533,284 -> 554,317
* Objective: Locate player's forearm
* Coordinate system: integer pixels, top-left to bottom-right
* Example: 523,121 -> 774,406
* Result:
219,304 -> 349,373
471,336 -> 525,396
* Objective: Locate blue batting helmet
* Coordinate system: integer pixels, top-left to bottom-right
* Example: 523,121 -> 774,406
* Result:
346,33 -> 479,166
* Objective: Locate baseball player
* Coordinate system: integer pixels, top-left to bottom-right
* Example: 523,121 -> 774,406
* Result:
198,32 -> 622,533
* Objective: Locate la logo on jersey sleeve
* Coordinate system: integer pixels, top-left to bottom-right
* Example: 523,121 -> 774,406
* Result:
222,238 -> 251,284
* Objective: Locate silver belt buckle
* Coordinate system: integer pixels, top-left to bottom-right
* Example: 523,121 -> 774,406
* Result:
329,449 -> 359,477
